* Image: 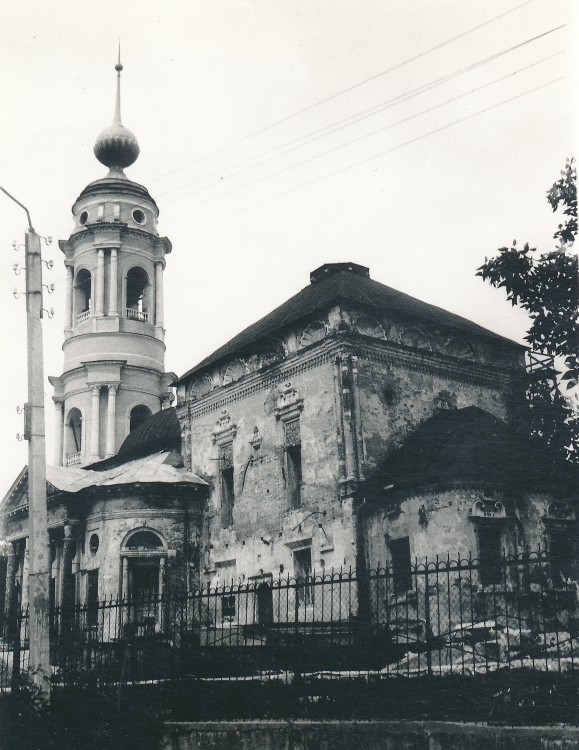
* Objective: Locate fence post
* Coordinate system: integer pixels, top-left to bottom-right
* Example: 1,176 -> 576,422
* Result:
424,563 -> 432,677
11,608 -> 22,688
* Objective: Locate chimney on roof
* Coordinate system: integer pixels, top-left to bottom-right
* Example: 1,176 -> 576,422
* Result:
310,262 -> 370,284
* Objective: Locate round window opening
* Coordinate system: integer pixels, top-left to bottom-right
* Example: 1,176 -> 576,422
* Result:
132,209 -> 146,225
89,533 -> 99,556
79,211 -> 88,225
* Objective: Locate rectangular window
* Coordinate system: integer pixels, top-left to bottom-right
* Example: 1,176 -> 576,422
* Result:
294,547 -> 313,606
221,595 -> 236,620
221,467 -> 234,527
390,536 -> 412,595
286,445 -> 303,508
219,443 -> 234,527
284,418 -> 302,509
477,523 -> 503,586
86,569 -> 99,627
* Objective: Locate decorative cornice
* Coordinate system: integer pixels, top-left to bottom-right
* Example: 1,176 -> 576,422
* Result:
66,224 -> 161,253
84,508 -> 200,524
185,334 -> 515,421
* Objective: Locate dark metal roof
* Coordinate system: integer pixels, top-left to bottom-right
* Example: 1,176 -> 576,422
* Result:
87,407 -> 181,471
174,263 -> 523,385
118,406 -> 181,458
74,176 -> 158,209
371,406 -> 561,493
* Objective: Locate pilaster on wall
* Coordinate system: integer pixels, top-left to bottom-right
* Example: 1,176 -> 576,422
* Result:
334,355 -> 365,498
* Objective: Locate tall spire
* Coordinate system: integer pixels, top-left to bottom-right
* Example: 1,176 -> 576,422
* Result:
113,42 -> 123,125
94,51 -> 140,176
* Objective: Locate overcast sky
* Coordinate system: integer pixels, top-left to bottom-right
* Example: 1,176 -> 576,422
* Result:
0,0 -> 575,497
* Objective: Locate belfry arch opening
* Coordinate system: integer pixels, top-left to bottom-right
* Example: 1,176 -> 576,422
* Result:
126,266 -> 150,322
74,269 -> 92,321
65,408 -> 82,465
129,404 -> 152,433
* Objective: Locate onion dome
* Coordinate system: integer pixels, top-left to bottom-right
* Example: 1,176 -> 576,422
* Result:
117,407 -> 181,459
94,56 -> 140,174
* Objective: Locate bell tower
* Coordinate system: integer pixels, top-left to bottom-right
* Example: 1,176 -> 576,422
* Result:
50,57 -> 175,467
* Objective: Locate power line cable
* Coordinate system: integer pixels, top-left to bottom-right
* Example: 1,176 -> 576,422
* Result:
11,8 -> 560,246
162,52 -> 565,221
156,23 -> 567,202
177,75 -> 567,236
149,0 -> 542,183
10,60 -> 565,292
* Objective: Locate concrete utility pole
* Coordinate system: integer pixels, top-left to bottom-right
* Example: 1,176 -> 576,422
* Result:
1,186 -> 51,701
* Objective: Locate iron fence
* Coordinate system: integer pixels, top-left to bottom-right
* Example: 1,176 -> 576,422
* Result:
0,549 -> 576,690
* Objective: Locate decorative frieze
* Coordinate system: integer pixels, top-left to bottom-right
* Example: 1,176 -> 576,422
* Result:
298,320 -> 327,349
185,335 -> 514,422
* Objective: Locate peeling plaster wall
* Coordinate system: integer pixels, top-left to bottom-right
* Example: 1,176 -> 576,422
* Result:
357,355 -> 512,476
363,489 -> 514,571
178,304 -> 524,586
79,492 -> 197,599
185,358 -> 358,584
2,489 -> 203,604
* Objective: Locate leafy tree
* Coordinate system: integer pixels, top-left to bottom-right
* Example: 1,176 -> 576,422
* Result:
477,157 -> 578,464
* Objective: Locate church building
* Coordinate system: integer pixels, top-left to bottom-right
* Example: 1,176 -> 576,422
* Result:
0,62 -> 575,634
1,61 -> 207,620
174,262 -> 574,599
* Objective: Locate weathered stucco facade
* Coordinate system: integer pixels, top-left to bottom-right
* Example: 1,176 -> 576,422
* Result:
173,262 -> 573,604
0,65 -> 574,649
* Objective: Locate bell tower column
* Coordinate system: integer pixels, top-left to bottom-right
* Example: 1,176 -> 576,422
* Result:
53,400 -> 64,466
64,264 -> 74,332
89,385 -> 101,461
95,249 -> 105,317
155,260 -> 164,335
109,248 -> 119,316
106,384 -> 118,458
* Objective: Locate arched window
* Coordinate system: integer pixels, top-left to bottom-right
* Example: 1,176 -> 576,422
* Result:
126,266 -> 150,322
74,269 -> 92,322
121,530 -> 166,634
129,404 -> 152,433
126,530 -> 164,551
65,408 -> 82,466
